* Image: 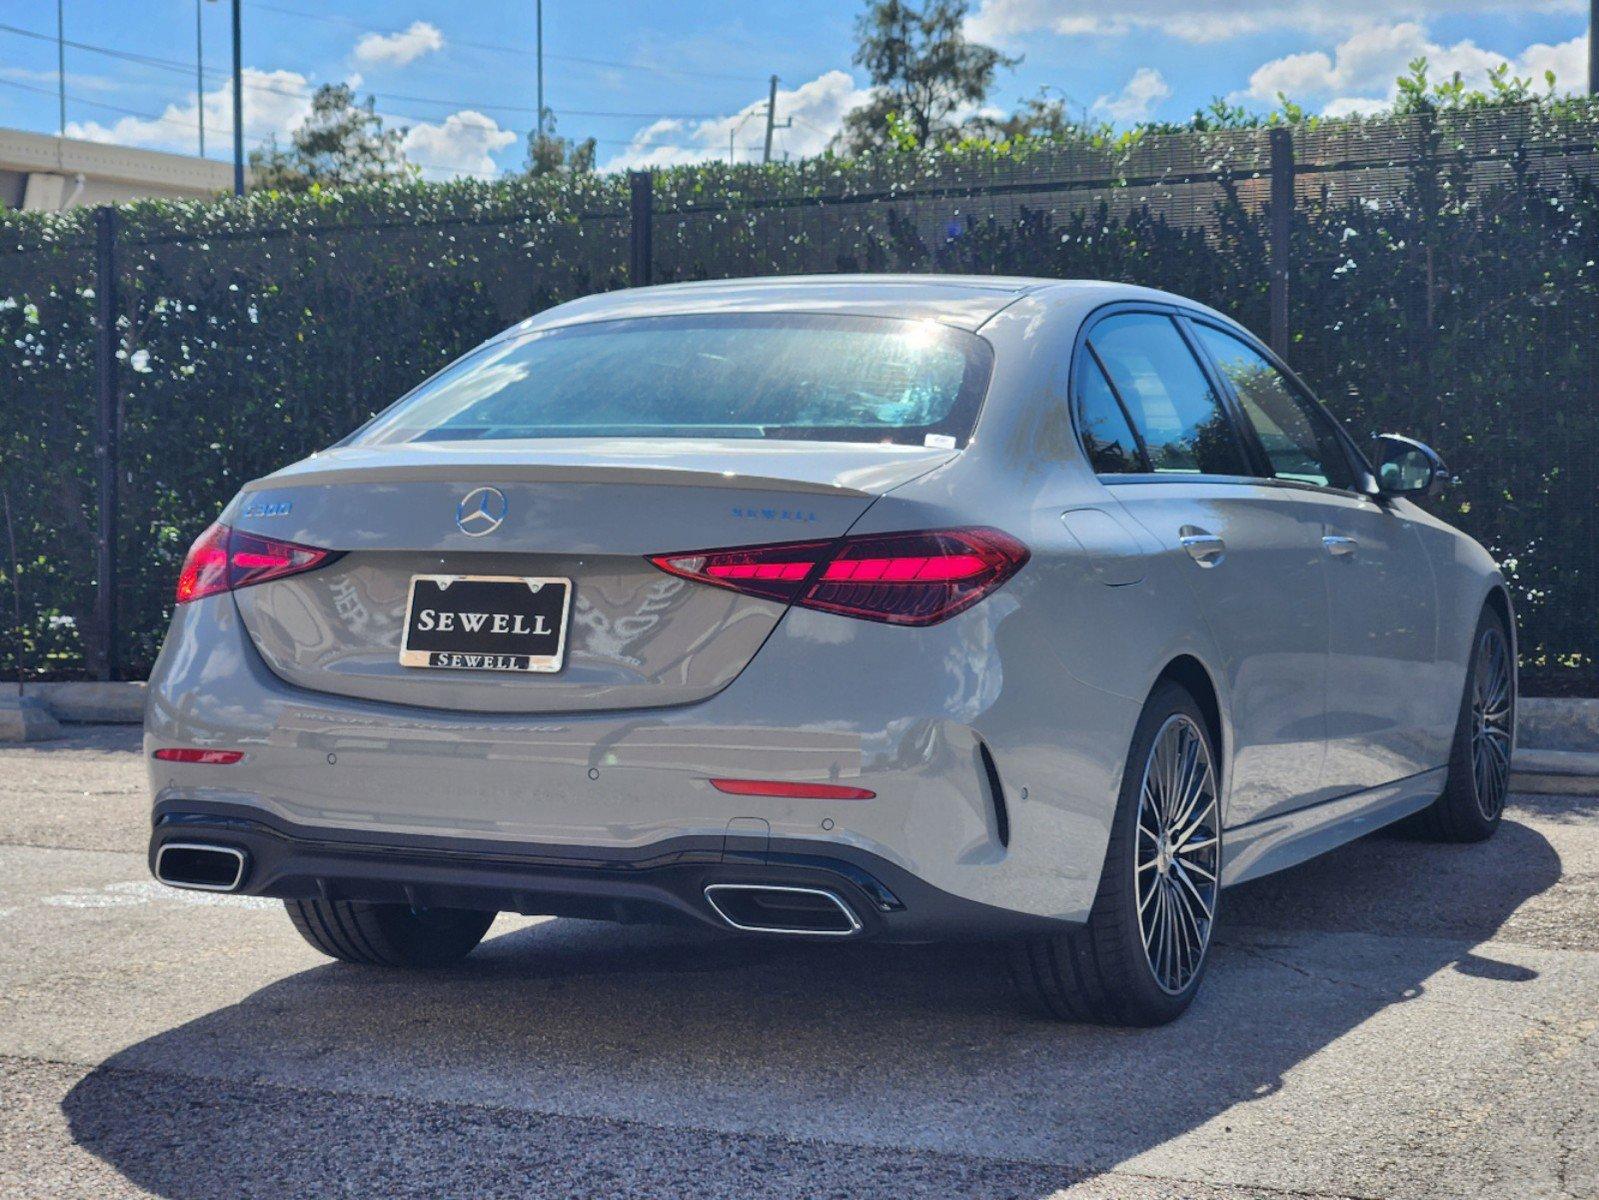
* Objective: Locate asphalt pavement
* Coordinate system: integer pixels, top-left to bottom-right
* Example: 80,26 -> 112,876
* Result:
1,726 -> 1594,1199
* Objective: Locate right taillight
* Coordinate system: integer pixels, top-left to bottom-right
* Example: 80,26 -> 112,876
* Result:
176,522 -> 334,604
649,527 -> 1028,626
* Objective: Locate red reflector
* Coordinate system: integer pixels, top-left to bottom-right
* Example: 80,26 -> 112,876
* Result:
710,778 -> 875,800
176,522 -> 333,604
650,527 -> 1028,626
152,748 -> 245,764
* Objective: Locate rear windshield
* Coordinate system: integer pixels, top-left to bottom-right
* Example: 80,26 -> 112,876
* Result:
353,313 -> 995,448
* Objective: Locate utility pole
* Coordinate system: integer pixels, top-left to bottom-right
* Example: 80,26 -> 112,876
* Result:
230,0 -> 243,194
55,0 -> 65,137
196,0 -> 205,156
761,74 -> 791,164
536,0 -> 545,137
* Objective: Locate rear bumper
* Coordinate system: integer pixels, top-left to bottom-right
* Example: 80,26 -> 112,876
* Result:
149,799 -> 1072,942
145,578 -> 1141,925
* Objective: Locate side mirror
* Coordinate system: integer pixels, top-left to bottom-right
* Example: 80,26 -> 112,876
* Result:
1375,434 -> 1449,500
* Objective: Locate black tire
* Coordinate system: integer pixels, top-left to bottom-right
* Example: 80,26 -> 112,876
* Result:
1011,680 -> 1221,1026
1411,605 -> 1515,843
285,898 -> 496,967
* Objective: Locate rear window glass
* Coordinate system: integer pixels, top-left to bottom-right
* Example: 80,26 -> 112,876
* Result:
354,313 -> 995,448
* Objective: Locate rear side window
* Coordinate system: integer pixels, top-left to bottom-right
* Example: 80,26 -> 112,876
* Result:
1087,314 -> 1250,476
1191,324 -> 1354,490
1073,353 -> 1146,474
354,313 -> 994,449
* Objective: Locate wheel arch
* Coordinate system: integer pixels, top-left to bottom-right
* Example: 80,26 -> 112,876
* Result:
1149,654 -> 1226,786
1483,584 -> 1516,656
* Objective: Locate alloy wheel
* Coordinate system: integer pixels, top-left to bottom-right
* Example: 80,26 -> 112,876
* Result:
1135,714 -> 1221,995
1470,625 -> 1513,821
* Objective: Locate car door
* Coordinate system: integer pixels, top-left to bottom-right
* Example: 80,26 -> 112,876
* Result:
1078,308 -> 1332,827
1187,319 -> 1442,796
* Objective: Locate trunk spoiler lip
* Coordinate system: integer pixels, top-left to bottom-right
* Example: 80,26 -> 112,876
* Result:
238,449 -> 961,501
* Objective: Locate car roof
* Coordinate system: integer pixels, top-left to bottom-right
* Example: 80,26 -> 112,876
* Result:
515,275 -> 1210,334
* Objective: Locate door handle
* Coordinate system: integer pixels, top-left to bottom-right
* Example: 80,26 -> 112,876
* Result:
1322,534 -> 1358,558
1178,526 -> 1226,568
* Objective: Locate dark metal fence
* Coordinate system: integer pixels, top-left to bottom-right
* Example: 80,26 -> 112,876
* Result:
3,103 -> 1598,690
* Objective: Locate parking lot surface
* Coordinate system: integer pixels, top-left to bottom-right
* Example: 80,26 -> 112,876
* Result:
1,726 -> 1595,1199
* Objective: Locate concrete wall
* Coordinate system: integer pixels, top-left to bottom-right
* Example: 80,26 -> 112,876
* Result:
0,127 -> 237,211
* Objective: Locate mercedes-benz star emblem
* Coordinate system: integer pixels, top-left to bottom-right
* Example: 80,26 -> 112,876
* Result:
455,486 -> 508,537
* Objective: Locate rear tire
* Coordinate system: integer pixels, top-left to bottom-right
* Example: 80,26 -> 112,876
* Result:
285,899 -> 495,967
1011,680 -> 1221,1025
1411,605 -> 1514,843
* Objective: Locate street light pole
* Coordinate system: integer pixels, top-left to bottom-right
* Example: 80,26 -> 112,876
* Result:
196,0 -> 205,156
536,0 -> 545,136
230,0 -> 243,194
56,0 -> 65,137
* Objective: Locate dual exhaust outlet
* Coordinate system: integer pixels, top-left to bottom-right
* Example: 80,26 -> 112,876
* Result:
155,843 -> 862,937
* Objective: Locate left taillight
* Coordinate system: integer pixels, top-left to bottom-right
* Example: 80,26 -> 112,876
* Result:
176,522 -> 333,604
649,526 -> 1029,627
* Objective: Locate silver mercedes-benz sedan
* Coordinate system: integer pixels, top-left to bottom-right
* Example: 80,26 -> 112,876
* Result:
145,275 -> 1514,1025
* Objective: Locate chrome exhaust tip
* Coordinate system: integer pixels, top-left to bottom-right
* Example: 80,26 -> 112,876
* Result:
155,842 -> 248,893
703,884 -> 862,936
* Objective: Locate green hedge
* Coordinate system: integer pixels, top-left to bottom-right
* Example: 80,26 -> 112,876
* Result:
2,109 -> 1597,690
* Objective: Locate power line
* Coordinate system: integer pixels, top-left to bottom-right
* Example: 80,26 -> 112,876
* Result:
0,75 -> 723,173
0,74 -> 268,143
0,21 -> 732,126
245,1 -> 770,85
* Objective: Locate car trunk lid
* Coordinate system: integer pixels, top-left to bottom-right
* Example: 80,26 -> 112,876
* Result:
227,439 -> 954,714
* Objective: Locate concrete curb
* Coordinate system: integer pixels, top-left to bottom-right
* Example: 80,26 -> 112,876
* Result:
1518,697 -> 1599,753
15,681 -> 147,726
1510,747 -> 1599,797
0,692 -> 63,742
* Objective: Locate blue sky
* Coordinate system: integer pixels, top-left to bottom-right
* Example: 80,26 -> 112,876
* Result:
0,1 -> 1589,180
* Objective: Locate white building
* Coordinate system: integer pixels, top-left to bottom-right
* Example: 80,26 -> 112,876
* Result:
0,127 -> 237,210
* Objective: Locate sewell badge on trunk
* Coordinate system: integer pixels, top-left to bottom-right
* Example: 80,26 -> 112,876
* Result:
399,575 -> 572,673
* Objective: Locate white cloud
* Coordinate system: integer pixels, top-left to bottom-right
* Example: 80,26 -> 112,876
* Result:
1237,24 -> 1590,114
603,70 -> 871,171
967,0 -> 1584,46
1093,67 -> 1172,123
353,21 -> 445,68
402,110 -> 516,179
64,68 -> 314,156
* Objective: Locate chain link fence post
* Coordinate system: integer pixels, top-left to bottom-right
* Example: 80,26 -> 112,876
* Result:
93,206 -> 120,681
629,170 -> 653,286
1268,127 -> 1295,360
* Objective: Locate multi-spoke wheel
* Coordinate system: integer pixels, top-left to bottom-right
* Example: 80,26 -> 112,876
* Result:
1135,715 -> 1220,995
1469,624 -> 1513,821
1414,604 -> 1516,843
1011,680 -> 1221,1025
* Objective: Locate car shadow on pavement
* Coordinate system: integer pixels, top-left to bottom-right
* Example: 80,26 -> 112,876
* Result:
61,816 -> 1563,1198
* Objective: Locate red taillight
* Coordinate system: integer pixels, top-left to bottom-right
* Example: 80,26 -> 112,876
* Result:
176,522 -> 333,604
650,527 -> 1028,626
152,748 -> 245,764
710,777 -> 876,800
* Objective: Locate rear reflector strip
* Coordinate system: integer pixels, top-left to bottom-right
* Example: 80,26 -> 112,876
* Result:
152,748 -> 246,765
710,778 -> 875,800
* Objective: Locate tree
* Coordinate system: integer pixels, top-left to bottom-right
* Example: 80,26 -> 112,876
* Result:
962,88 -> 1079,143
249,83 -> 411,191
525,112 -> 597,177
838,0 -> 1018,154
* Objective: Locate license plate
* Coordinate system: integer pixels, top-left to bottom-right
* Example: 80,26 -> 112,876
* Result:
400,575 -> 572,673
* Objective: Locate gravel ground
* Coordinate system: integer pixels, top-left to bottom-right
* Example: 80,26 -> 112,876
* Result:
0,726 -> 1594,1199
